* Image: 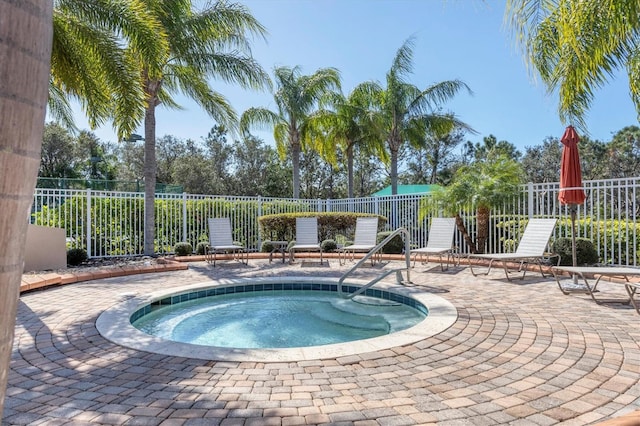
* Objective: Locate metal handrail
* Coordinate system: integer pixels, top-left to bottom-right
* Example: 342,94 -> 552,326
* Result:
338,227 -> 412,297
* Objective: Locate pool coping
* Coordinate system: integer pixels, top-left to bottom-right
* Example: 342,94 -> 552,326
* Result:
96,276 -> 458,362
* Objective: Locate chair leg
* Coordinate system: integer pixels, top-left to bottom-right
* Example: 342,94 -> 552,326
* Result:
502,262 -> 526,281
623,284 -> 640,314
439,253 -> 449,272
469,258 -> 493,277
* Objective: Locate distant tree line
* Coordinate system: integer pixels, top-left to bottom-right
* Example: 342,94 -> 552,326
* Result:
39,122 -> 640,198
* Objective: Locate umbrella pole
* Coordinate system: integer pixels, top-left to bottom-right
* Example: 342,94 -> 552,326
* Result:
570,206 -> 578,284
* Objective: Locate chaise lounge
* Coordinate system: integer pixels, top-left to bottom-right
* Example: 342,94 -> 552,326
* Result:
289,217 -> 323,264
410,217 -> 457,271
338,217 -> 379,265
467,218 -> 559,281
205,217 -> 248,266
552,266 -> 640,314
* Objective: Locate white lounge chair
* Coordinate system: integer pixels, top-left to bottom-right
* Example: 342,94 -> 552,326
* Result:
338,217 -> 379,265
552,266 -> 640,314
205,218 -> 248,266
410,217 -> 457,271
289,217 -> 323,264
468,218 -> 559,280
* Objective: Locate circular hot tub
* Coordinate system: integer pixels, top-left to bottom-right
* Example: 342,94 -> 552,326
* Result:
97,277 -> 457,362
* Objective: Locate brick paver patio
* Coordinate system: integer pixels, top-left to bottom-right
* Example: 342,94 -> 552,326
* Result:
3,259 -> 639,425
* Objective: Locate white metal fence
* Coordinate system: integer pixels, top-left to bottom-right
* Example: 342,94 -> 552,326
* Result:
30,177 -> 640,266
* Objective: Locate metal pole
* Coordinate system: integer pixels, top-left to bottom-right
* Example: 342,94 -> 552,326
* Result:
571,206 -> 578,284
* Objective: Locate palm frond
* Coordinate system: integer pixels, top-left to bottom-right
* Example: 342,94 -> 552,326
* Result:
389,36 -> 416,83
240,107 -> 282,136
47,82 -> 77,131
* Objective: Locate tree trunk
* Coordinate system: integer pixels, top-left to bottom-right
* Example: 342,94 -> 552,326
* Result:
429,151 -> 439,184
347,143 -> 354,199
476,205 -> 491,254
143,104 -> 157,255
291,136 -> 300,199
390,147 -> 398,195
0,0 -> 52,417
454,213 -> 477,254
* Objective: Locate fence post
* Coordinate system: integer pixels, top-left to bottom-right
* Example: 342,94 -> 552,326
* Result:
527,182 -> 534,218
86,189 -> 92,258
182,192 -> 187,244
257,196 -> 263,251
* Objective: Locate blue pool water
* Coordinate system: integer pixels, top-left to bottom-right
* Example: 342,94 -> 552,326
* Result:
132,290 -> 427,349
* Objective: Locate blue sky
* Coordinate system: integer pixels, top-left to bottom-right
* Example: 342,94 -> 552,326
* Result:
74,0 -> 638,152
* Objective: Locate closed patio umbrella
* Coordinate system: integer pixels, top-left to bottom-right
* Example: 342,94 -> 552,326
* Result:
558,125 -> 586,271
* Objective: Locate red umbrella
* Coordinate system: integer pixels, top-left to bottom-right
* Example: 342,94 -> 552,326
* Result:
559,126 -> 586,205
558,125 -> 586,270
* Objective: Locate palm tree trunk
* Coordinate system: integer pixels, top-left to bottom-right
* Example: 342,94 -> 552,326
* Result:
143,104 -> 157,255
347,143 -> 354,199
454,213 -> 477,253
476,205 -> 490,254
429,152 -> 439,184
291,139 -> 300,199
390,147 -> 399,195
0,0 -> 52,416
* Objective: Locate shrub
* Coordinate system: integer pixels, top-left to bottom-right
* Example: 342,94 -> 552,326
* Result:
552,237 -> 599,266
261,240 -> 274,252
321,239 -> 337,253
195,242 -> 208,255
67,248 -> 88,266
377,231 -> 404,254
258,212 -> 386,242
174,242 -> 193,256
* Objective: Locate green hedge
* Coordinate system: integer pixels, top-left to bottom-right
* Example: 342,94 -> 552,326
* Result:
485,215 -> 640,264
552,237 -> 599,266
258,212 -> 386,242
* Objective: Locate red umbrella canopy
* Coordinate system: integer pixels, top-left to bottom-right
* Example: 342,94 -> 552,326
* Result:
558,125 -> 586,205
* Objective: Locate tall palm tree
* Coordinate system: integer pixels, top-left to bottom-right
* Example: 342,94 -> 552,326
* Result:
506,0 -> 640,130
134,0 -> 270,255
307,85 -> 386,199
50,0 -> 166,136
0,0 -> 53,416
240,65 -> 341,199
367,38 -> 474,195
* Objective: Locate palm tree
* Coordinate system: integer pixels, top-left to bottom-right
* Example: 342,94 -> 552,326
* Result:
366,37 -> 474,195
240,65 -> 341,199
307,85 -> 385,198
505,0 -> 640,130
0,0 -> 53,416
133,0 -> 270,255
421,152 -> 525,253
50,0 -> 166,136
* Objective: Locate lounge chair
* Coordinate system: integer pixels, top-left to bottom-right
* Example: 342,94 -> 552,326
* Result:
552,266 -> 640,314
467,218 -> 559,281
205,218 -> 248,266
410,217 -> 457,271
289,217 -> 323,264
338,217 -> 379,265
